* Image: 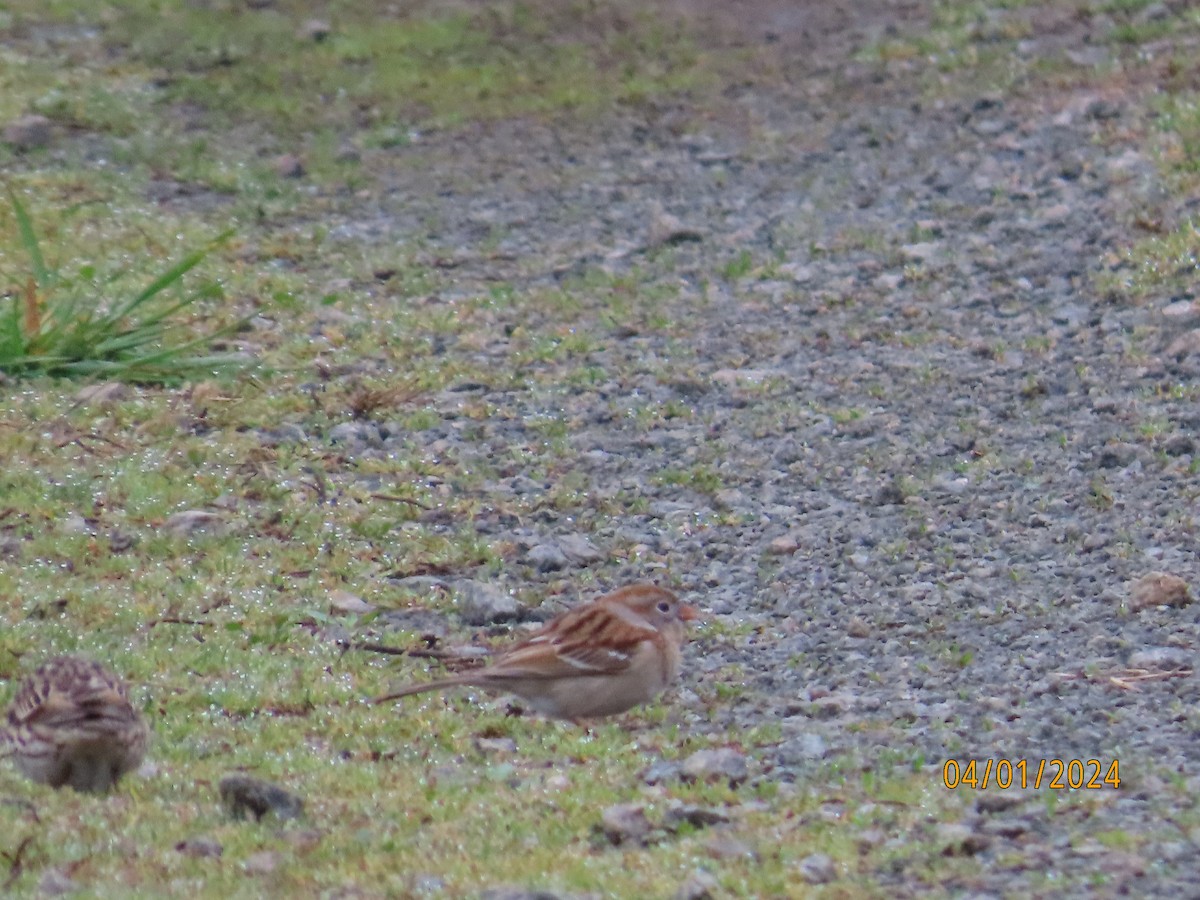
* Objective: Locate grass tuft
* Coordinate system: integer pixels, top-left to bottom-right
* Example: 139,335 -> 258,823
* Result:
1,190 -> 249,383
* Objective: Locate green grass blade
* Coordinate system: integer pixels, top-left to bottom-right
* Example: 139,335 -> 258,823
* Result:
1,295 -> 23,358
0,197 -> 237,383
112,325 -> 245,366
104,250 -> 207,320
7,189 -> 51,288
108,231 -> 232,320
104,293 -> 204,337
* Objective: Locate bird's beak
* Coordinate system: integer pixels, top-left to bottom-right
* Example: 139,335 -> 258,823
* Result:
679,603 -> 700,622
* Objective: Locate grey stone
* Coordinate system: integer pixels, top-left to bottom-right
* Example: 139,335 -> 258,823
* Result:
175,837 -> 223,858
456,580 -> 521,625
4,114 -> 52,150
798,853 -> 836,884
777,733 -> 828,764
219,774 -> 303,822
598,803 -> 651,846
164,510 -> 227,537
526,543 -> 569,572
674,870 -> 720,900
681,748 -> 749,786
663,803 -> 731,830
557,533 -> 603,565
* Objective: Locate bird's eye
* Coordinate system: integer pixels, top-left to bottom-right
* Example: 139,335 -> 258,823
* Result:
656,600 -> 672,614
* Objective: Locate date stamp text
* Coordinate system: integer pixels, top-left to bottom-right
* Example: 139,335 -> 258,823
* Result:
942,758 -> 1120,790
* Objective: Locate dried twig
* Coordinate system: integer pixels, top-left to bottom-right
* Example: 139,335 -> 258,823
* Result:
1053,667 -> 1193,692
340,640 -> 490,665
1,833 -> 36,891
1109,668 -> 1193,692
147,617 -> 212,628
368,493 -> 430,509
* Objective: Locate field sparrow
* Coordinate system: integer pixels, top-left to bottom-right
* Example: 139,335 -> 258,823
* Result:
1,656 -> 150,792
375,584 -> 698,719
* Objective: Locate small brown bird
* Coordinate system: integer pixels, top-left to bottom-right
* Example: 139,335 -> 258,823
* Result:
375,584 -> 698,719
1,656 -> 150,792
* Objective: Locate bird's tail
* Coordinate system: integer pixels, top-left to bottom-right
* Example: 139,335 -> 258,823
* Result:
373,676 -> 468,705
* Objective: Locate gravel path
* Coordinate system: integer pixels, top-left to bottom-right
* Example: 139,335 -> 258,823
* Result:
322,3 -> 1199,894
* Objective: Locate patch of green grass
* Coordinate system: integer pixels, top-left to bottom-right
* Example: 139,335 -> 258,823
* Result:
0,0 -> 727,207
1102,80 -> 1200,301
1104,217 -> 1200,302
863,0 -> 1038,80
0,694 -> 989,898
720,249 -> 755,280
36,0 -> 708,137
654,464 -> 724,494
0,191 -> 247,383
1089,475 -> 1115,510
3,0 -> 1195,895
1152,88 -> 1200,174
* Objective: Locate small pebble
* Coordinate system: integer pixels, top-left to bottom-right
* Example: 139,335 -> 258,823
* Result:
175,837 -> 224,858
219,774 -> 304,822
674,870 -> 720,900
3,114 -> 52,150
798,853 -> 836,884
598,803 -> 651,846
681,748 -> 749,787
456,580 -> 521,624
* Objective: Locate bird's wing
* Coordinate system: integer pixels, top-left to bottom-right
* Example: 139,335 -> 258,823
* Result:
5,682 -> 56,728
494,600 -> 660,678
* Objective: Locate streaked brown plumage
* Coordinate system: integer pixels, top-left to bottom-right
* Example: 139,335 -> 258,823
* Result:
375,584 -> 698,719
1,656 -> 149,792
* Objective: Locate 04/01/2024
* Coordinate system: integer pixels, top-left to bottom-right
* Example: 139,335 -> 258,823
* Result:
942,758 -> 1120,790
